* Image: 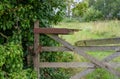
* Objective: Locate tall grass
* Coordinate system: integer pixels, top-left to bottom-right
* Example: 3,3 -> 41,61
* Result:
54,20 -> 120,44
54,20 -> 120,79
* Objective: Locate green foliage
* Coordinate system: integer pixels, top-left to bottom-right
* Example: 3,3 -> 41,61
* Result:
72,0 -> 120,21
0,0 -> 66,44
82,7 -> 103,22
86,68 -> 119,79
40,68 -> 71,79
72,2 -> 88,17
0,0 -> 65,29
0,0 -> 75,79
0,43 -> 36,79
88,0 -> 120,20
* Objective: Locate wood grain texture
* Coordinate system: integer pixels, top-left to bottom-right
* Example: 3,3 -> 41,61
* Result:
41,46 -> 120,52
34,28 -> 79,34
33,21 -> 40,79
39,62 -> 120,68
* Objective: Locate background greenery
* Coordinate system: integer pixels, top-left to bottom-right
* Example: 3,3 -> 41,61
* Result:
71,0 -> 120,21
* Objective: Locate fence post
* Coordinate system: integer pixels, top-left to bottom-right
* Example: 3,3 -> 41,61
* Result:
33,20 -> 40,79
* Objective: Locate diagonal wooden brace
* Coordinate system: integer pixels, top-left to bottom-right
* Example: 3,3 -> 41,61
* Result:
70,51 -> 120,79
48,34 -> 120,77
70,68 -> 94,79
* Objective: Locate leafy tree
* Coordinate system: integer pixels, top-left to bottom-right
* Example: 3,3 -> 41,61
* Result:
83,6 -> 103,21
88,0 -> 120,19
72,1 -> 88,17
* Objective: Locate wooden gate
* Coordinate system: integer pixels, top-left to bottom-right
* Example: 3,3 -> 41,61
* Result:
31,21 -> 120,79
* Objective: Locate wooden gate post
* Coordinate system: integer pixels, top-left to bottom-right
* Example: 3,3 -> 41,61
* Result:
33,20 -> 40,79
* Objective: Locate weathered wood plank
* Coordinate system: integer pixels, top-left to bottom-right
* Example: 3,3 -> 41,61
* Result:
75,37 -> 120,46
70,51 -> 120,79
70,68 -> 94,79
34,28 -> 79,34
48,35 -> 120,77
103,52 -> 120,62
41,46 -> 120,52
39,62 -> 94,68
33,21 -> 40,79
39,62 -> 120,68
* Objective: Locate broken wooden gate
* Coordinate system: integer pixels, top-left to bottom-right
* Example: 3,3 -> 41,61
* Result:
32,21 -> 120,79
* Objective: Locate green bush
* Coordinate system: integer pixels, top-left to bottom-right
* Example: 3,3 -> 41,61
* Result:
88,0 -> 120,20
72,2 -> 88,17
0,43 -> 37,79
0,0 -> 72,79
86,68 -> 119,79
83,7 -> 103,22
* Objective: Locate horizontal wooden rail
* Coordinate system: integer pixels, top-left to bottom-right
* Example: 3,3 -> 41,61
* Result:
28,46 -> 120,53
29,46 -> 120,52
34,28 -> 80,34
40,62 -> 120,68
75,37 -> 120,46
41,46 -> 120,52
